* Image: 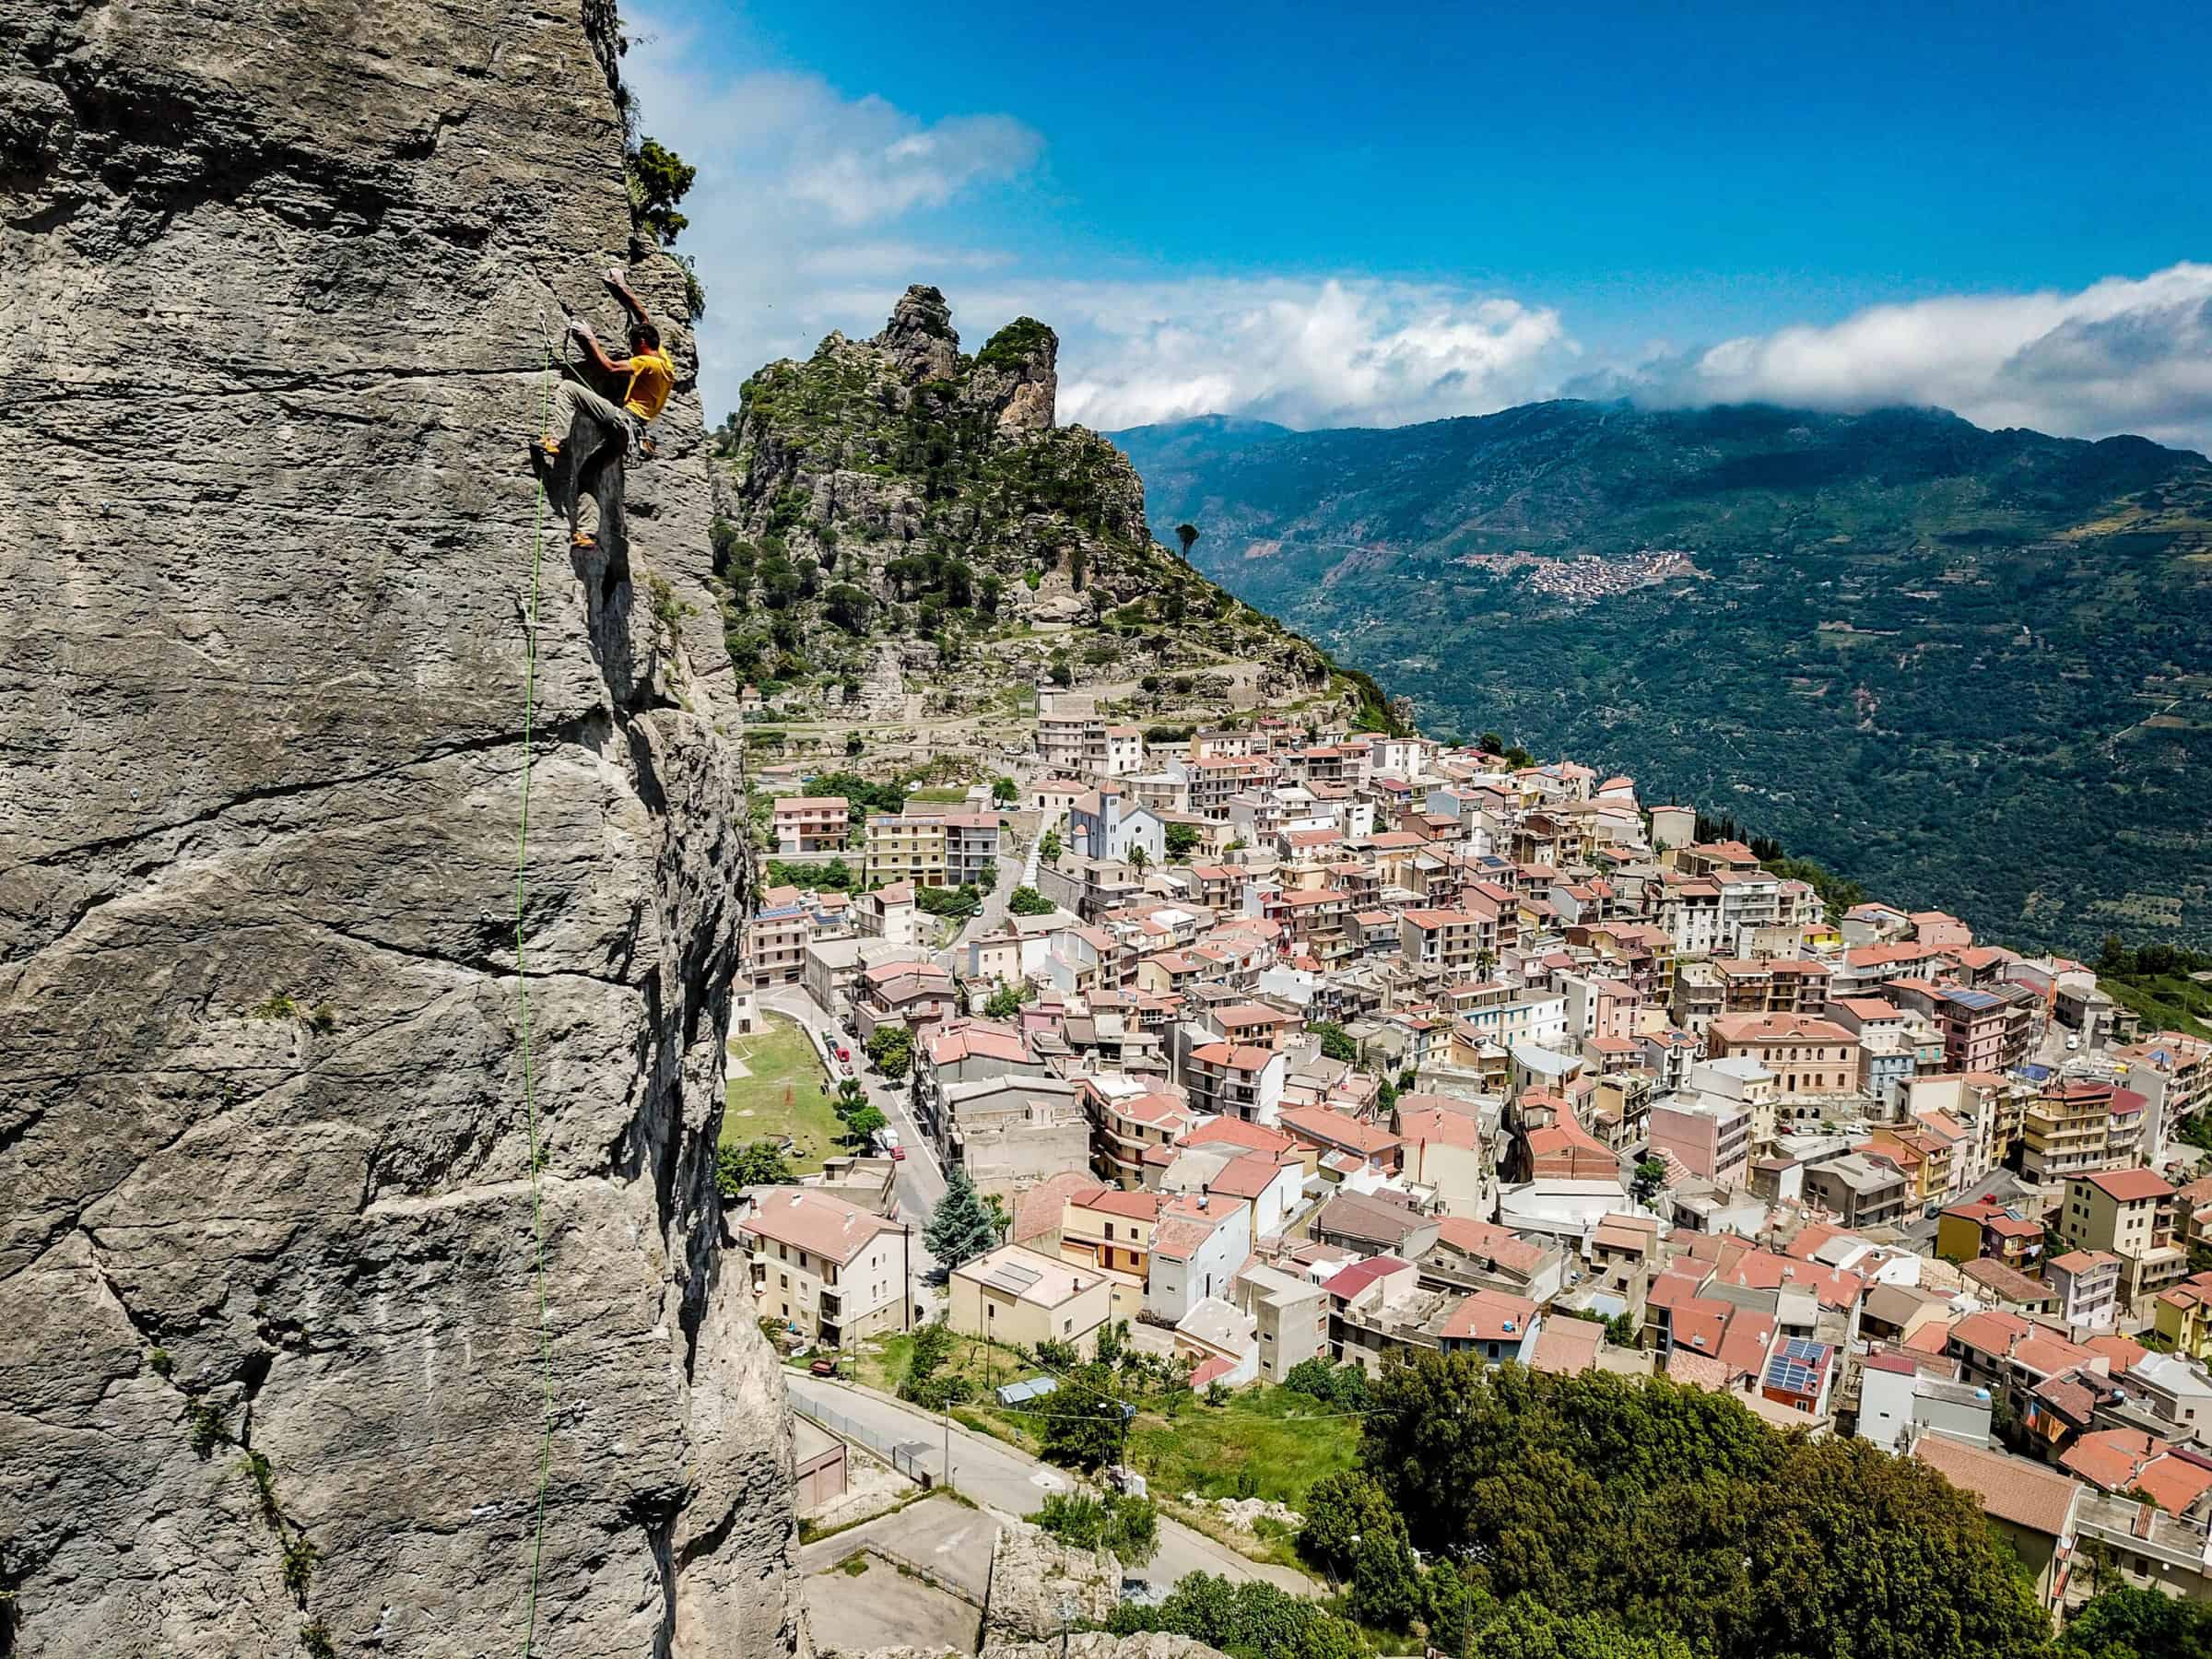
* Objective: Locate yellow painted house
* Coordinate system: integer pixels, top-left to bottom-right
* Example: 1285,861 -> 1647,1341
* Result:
2155,1270 -> 2212,1361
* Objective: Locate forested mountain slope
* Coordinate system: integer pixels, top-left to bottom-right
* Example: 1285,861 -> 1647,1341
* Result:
1118,402 -> 2212,951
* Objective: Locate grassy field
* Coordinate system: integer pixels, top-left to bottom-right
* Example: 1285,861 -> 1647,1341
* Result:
1125,1385 -> 1360,1510
724,1014 -> 843,1173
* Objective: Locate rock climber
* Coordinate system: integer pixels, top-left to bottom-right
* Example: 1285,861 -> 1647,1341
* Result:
535,267 -> 676,549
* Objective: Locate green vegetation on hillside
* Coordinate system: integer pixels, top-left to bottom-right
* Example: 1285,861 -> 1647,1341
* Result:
1121,401 -> 2212,950
705,288 -> 1341,724
2093,937 -> 2212,1037
1124,1383 -> 1359,1512
1343,1353 -> 2050,1657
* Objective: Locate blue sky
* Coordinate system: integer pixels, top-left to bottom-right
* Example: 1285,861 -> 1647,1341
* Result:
628,0 -> 2212,449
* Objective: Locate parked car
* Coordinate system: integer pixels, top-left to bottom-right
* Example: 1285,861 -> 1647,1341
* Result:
835,1044 -> 851,1064
808,1357 -> 839,1377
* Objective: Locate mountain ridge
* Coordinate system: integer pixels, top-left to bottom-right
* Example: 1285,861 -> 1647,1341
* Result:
1113,400 -> 2212,953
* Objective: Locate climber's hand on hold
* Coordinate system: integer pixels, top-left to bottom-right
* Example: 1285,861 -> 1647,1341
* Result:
568,318 -> 596,341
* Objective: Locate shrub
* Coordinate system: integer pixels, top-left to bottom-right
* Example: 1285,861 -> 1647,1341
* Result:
1029,1492 -> 1159,1566
186,1401 -> 229,1458
279,1534 -> 320,1601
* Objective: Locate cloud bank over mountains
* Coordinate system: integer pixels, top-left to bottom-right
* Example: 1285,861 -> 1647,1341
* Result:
629,15 -> 2211,453
1593,265 -> 2212,453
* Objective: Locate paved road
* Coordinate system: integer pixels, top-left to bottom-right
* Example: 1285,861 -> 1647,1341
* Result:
786,1372 -> 1320,1599
944,805 -> 1036,973
757,983 -> 946,1294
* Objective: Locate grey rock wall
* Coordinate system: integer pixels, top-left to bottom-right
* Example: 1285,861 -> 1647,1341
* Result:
0,1 -> 795,1654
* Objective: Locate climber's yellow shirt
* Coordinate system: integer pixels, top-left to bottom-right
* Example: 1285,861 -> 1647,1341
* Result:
622,348 -> 675,421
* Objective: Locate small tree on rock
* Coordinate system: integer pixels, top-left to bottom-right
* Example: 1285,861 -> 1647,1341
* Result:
1175,524 -> 1200,562
924,1165 -> 999,1272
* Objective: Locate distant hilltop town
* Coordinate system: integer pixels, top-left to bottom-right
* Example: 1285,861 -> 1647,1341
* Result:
733,686 -> 2212,1618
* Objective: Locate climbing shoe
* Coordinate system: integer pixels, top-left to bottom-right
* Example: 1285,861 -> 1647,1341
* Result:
571,531 -> 598,550
533,436 -> 561,458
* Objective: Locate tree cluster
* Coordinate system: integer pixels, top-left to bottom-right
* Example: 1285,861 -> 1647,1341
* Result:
714,1139 -> 792,1197
863,1024 -> 912,1080
1350,1355 -> 2051,1659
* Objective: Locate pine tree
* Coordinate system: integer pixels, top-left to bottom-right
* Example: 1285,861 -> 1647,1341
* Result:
924,1165 -> 999,1271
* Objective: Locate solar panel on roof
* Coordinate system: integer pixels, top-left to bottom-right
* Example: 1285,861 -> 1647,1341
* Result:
982,1262 -> 1043,1294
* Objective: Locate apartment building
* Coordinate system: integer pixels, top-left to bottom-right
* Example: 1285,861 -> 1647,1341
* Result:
1801,1151 -> 1909,1230
2044,1249 -> 2123,1331
772,795 -> 850,856
1059,1186 -> 1159,1317
1711,957 -> 1832,1017
863,812 -> 947,888
1935,1194 -> 2045,1273
1705,1013 -> 1861,1099
746,894 -> 811,987
1236,1263 -> 1331,1382
1183,1040 -> 1289,1124
1085,1078 -> 1204,1188
2060,1167 -> 2186,1307
1648,1093 -> 1754,1187
1397,908 -> 1489,975
2021,1077 -> 2129,1184
739,1188 -> 909,1347
862,810 -> 1001,888
1174,754 -> 1277,818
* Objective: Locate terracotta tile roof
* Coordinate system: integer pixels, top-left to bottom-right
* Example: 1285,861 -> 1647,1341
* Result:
1322,1255 -> 1414,1301
1439,1288 -> 1538,1343
1913,1436 -> 2080,1537
1012,1172 -> 1110,1244
1182,1117 -> 1298,1156
2061,1430 -> 2212,1514
1207,1150 -> 1299,1201
1529,1316 -> 1605,1374
1395,1105 -> 1484,1151
2077,1168 -> 2175,1204
1431,1217 -> 1547,1277
1077,1189 -> 1162,1222
740,1188 -> 900,1265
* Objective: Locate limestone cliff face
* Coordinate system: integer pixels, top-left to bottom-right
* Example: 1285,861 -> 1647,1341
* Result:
0,3 -> 795,1655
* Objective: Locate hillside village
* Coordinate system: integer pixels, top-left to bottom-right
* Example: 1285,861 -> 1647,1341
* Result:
732,678 -> 2212,1625
695,291 -> 2212,1653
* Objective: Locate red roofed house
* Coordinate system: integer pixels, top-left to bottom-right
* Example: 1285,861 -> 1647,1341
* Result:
1394,1101 -> 1490,1216
2061,1430 -> 2212,1518
1438,1288 -> 1540,1363
2061,1167 -> 2186,1309
1182,1040 -> 1289,1125
738,1187 -> 910,1346
1912,1435 -> 2081,1608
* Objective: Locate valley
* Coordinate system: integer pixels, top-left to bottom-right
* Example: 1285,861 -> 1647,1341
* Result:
1117,403 -> 2212,954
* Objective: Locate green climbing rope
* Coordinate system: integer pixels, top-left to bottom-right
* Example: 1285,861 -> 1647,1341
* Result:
517,338 -> 556,1656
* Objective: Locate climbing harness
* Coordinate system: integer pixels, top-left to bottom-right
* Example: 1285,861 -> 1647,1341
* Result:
517,330 -> 557,1657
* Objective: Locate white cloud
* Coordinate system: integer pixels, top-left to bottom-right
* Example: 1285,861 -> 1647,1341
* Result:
1627,264 -> 2212,453
621,12 -> 1042,414
626,13 -> 2211,453
964,276 -> 1574,431
786,109 -> 1041,225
